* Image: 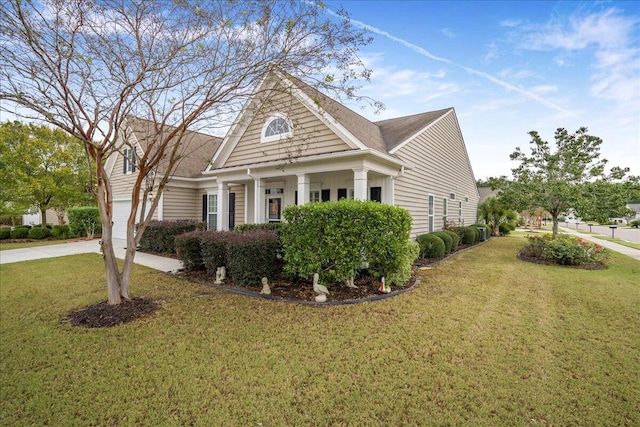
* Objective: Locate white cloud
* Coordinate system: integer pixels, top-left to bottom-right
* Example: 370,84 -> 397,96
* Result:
532,85 -> 558,94
499,68 -> 534,79
441,28 -> 455,38
514,8 -> 640,105
500,19 -> 521,28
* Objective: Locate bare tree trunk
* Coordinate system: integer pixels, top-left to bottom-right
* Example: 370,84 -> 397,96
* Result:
552,214 -> 559,240
40,208 -> 47,225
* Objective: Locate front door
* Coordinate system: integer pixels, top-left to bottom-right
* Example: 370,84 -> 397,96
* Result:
265,188 -> 284,223
267,195 -> 282,222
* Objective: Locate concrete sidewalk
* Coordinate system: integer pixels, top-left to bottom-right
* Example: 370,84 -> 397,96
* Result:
559,227 -> 640,261
0,238 -> 183,273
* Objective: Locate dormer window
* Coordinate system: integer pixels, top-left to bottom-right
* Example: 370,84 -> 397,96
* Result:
261,113 -> 293,143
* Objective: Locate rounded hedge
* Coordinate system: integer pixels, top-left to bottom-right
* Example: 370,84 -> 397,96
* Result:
431,231 -> 453,254
10,228 -> 29,239
443,230 -> 459,251
416,234 -> 446,259
51,225 -> 71,240
28,227 -> 52,239
460,226 -> 477,244
0,228 -> 11,240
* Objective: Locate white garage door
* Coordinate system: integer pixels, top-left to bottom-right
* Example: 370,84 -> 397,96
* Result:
112,200 -> 131,240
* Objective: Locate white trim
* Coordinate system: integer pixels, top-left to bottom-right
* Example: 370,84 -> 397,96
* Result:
260,113 -> 294,144
389,108 -> 453,155
157,193 -> 164,220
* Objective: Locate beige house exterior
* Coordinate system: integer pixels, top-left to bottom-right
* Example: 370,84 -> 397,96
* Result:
108,71 -> 479,239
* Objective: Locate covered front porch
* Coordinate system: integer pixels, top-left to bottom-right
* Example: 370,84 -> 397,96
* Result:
205,150 -> 405,230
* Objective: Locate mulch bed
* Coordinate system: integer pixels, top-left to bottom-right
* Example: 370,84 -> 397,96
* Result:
176,269 -> 419,303
63,241 -> 484,328
64,297 -> 160,328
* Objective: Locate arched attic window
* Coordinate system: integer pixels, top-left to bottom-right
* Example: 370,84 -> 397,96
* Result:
260,113 -> 293,143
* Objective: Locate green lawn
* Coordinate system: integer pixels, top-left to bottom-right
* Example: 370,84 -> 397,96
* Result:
1,236 -> 639,426
0,238 -> 80,251
594,235 -> 640,250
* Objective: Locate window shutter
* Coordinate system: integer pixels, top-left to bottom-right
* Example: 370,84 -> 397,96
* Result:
123,149 -> 127,174
338,188 -> 347,200
321,189 -> 330,202
294,190 -> 298,205
202,194 -> 207,222
228,193 -> 236,229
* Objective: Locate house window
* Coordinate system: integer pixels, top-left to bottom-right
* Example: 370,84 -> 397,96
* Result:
450,193 -> 456,200
370,187 -> 382,203
465,197 -> 469,202
338,188 -> 354,200
428,194 -> 434,232
261,114 -> 293,143
123,148 -> 136,174
207,194 -> 217,230
458,201 -> 462,224
443,198 -> 448,226
309,190 -> 320,203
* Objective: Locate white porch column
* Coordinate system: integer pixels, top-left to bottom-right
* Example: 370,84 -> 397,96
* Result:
296,173 -> 310,205
244,183 -> 254,224
217,182 -> 229,230
353,168 -> 369,200
254,178 -> 265,223
384,176 -> 395,205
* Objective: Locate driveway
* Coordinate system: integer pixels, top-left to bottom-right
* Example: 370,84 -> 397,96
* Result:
0,238 -> 183,272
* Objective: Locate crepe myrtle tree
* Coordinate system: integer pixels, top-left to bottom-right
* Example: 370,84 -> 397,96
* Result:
0,0 -> 378,304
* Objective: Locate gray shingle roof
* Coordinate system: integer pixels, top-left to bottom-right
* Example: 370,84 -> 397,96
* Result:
284,74 -> 453,154
127,117 -> 222,178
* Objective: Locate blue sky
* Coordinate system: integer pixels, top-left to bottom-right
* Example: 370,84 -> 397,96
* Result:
325,0 -> 640,180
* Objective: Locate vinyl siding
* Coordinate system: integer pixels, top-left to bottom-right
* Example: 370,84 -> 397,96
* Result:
393,111 -> 479,238
162,187 -> 198,221
224,87 -> 353,168
110,135 -> 142,197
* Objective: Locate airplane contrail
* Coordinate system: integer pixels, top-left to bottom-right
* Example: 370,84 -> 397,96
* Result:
326,7 -> 576,117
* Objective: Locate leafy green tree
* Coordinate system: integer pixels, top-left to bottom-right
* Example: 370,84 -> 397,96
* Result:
0,121 -> 91,224
579,176 -> 640,224
0,0 -> 376,305
496,127 -> 629,239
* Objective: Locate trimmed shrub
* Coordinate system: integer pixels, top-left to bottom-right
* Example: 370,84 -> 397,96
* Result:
68,207 -> 101,238
175,230 -> 206,271
200,231 -> 231,275
385,240 -> 420,287
28,227 -> 52,239
281,200 -> 412,285
234,223 -> 283,234
139,220 -> 205,254
458,226 -> 477,244
431,231 -> 453,254
630,220 -> 640,228
416,234 -> 446,259
499,222 -> 516,236
472,226 -> 485,242
10,227 -> 29,239
51,225 -> 71,240
226,229 -> 280,286
443,230 -> 459,251
0,228 -> 10,240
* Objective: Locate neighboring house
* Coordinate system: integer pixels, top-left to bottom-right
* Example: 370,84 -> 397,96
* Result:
108,71 -> 479,239
477,187 -> 499,203
21,208 -> 65,226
